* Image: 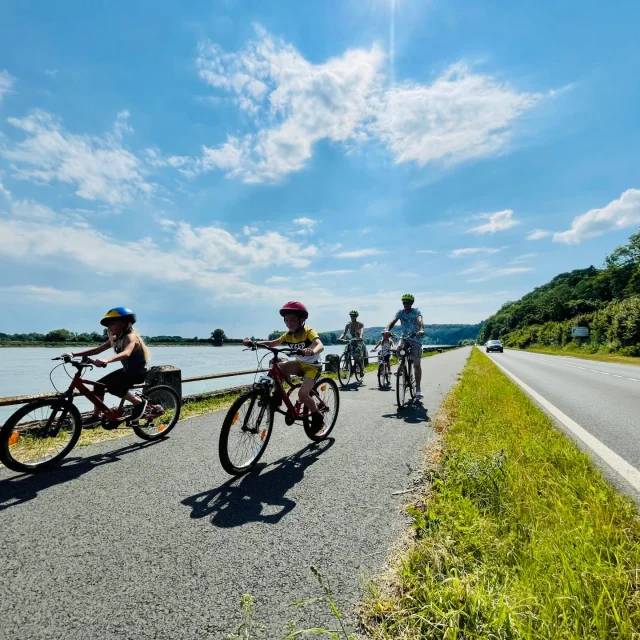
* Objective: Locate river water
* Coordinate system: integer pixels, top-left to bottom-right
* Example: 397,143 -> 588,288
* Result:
0,344 -> 352,422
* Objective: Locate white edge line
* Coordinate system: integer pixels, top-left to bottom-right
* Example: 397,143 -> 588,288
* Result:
484,352 -> 640,494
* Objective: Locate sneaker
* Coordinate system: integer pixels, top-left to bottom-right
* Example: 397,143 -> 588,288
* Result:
414,392 -> 424,404
310,411 -> 325,435
82,415 -> 101,428
129,398 -> 148,421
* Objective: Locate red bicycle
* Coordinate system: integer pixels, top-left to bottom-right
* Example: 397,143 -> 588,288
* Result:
0,356 -> 181,473
218,344 -> 340,475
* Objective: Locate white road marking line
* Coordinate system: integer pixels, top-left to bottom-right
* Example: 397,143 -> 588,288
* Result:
507,350 -> 640,383
488,354 -> 640,494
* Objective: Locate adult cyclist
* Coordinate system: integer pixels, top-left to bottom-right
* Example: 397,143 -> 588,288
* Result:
338,310 -> 367,363
385,294 -> 425,403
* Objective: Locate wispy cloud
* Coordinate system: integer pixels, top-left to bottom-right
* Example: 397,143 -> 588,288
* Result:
0,69 -> 16,103
3,110 -> 152,206
335,248 -> 384,258
553,189 -> 640,244
461,260 -> 533,281
190,26 -> 548,183
467,209 -> 519,234
450,247 -> 502,257
527,229 -> 550,240
416,249 -> 437,254
266,275 -> 291,283
510,253 -> 537,263
291,216 -> 318,236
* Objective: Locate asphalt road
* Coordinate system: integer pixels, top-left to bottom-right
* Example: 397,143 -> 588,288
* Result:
0,348 -> 470,640
485,349 -> 640,501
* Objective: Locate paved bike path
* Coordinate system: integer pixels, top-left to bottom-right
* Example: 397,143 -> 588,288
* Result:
0,348 -> 470,640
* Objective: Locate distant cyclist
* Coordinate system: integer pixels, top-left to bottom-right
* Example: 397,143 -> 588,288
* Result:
385,294 -> 425,403
64,307 -> 150,426
339,310 -> 367,362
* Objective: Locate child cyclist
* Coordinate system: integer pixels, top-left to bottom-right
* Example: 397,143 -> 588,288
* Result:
63,307 -> 150,427
243,301 -> 325,433
372,330 -> 396,365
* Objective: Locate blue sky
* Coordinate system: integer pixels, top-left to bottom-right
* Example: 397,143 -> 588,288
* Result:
1,0 -> 639,338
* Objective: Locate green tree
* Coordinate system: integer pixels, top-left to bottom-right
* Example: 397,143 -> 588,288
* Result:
45,329 -> 74,342
211,328 -> 227,344
268,330 -> 282,340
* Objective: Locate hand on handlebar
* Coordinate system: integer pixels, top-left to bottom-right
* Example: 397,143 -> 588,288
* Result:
92,358 -> 108,368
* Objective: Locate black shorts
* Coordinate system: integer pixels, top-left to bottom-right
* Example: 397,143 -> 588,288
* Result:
97,369 -> 147,398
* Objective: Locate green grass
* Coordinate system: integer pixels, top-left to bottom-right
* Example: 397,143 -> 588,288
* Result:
362,347 -> 640,639
516,345 -> 640,366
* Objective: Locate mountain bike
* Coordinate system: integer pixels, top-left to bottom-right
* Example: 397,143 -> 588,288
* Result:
0,356 -> 181,473
219,344 -> 340,475
395,334 -> 422,409
337,338 -> 366,387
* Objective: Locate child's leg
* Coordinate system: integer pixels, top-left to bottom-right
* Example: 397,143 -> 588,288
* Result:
298,376 -> 318,413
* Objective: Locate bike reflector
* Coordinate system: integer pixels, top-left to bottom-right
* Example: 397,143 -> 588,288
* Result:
8,432 -> 19,446
158,424 -> 167,433
321,385 -> 327,391
231,412 -> 239,425
260,429 -> 267,441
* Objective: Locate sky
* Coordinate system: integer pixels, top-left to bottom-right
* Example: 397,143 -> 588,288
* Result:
1,0 -> 639,339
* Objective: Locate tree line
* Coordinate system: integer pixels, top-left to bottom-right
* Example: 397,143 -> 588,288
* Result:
478,229 -> 640,355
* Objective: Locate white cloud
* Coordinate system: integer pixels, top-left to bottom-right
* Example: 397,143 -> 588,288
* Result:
0,284 -> 104,305
192,27 -> 546,183
10,199 -> 57,221
0,203 -> 318,301
304,269 -> 355,278
3,110 -> 152,206
266,275 -> 290,283
460,259 -> 533,281
450,247 -> 502,257
0,177 -> 11,200
291,216 -> 318,236
510,253 -> 537,263
416,249 -> 437,254
527,229 -> 550,240
335,248 -> 384,258
468,209 -> 519,234
0,70 -> 15,103
467,267 -> 532,282
553,189 -> 640,244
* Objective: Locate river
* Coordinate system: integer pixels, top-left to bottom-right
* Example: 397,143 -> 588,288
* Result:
0,344 -> 354,422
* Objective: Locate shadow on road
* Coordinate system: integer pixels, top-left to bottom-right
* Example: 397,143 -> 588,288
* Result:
381,402 -> 431,424
181,439 -> 334,528
0,439 -> 159,513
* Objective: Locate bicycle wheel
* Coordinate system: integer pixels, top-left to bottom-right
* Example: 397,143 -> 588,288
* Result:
377,363 -> 385,389
0,398 -> 82,473
384,364 -> 391,387
396,360 -> 412,409
219,389 -> 274,475
337,352 -> 351,387
303,377 -> 340,442
354,357 -> 364,384
130,385 -> 181,441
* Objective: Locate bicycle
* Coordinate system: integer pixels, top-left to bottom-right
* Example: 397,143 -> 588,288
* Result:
373,333 -> 398,389
337,338 -> 366,387
0,356 -> 181,473
218,343 -> 340,476
395,334 -> 423,409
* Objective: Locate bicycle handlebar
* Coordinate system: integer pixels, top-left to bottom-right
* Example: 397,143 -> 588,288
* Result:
244,343 -> 305,356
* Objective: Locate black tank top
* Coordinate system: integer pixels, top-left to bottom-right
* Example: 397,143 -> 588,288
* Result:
115,334 -> 147,373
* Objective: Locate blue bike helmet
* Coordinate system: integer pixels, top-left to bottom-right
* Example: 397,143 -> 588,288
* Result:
100,307 -> 137,326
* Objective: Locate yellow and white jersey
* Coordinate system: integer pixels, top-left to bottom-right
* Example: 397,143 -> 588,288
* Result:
275,327 -> 322,364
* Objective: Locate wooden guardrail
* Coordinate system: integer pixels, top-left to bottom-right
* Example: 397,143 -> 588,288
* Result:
0,368 -> 265,408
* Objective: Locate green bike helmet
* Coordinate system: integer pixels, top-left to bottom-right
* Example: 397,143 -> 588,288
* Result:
401,293 -> 415,302
349,309 -> 359,317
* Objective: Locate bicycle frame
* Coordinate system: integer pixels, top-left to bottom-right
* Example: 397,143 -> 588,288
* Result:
62,362 -> 127,423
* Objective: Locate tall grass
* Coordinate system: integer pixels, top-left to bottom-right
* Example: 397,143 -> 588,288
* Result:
363,348 -> 640,638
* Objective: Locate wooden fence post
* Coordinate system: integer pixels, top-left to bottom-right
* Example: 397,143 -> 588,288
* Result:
144,365 -> 182,401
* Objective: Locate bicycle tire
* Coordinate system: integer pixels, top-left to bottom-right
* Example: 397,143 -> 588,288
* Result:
377,363 -> 385,389
0,398 -> 82,473
406,360 -> 415,402
396,360 -> 408,409
130,385 -> 181,441
384,364 -> 391,387
354,357 -> 364,384
337,352 -> 351,387
219,389 -> 274,475
303,377 -> 340,442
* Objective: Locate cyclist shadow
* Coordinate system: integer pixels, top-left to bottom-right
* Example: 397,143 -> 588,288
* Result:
338,381 -> 365,392
382,403 -> 431,424
0,439 -> 158,513
181,439 -> 335,528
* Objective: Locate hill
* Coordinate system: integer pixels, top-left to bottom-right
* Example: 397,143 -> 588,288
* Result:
478,229 -> 640,355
